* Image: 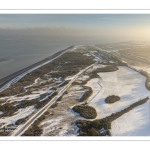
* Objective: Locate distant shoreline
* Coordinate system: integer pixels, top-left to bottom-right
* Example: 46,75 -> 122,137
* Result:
0,46 -> 74,91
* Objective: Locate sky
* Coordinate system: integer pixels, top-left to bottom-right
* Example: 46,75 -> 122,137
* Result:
0,14 -> 150,41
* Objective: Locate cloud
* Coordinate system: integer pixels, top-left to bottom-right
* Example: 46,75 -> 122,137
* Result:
98,17 -> 150,23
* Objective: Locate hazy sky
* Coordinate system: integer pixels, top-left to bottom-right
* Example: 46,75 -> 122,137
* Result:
0,14 -> 150,40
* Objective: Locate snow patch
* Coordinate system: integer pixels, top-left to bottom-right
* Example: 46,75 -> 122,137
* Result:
0,111 -> 4,115
0,106 -> 35,127
83,53 -> 91,57
111,100 -> 150,136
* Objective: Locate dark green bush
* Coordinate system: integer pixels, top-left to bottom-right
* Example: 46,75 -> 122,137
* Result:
105,95 -> 120,104
35,91 -> 58,109
87,128 -> 99,136
73,105 -> 97,119
22,113 -> 47,136
79,86 -> 92,102
50,102 -> 58,108
76,97 -> 149,136
91,120 -> 100,128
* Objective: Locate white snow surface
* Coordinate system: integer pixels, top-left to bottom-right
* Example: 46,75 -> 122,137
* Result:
85,64 -> 106,73
0,86 -> 53,104
86,66 -> 150,135
69,85 -> 83,91
131,65 -> 150,75
76,75 -> 89,83
0,106 -> 35,127
40,116 -> 64,135
0,111 -> 4,115
83,53 -> 91,57
111,101 -> 150,136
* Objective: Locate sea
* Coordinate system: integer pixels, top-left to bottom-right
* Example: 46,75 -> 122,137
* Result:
0,34 -> 122,80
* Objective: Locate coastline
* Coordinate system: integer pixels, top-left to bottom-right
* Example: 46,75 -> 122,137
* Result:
0,46 -> 74,91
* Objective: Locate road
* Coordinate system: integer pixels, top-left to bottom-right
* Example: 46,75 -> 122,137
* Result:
0,46 -> 73,92
11,63 -> 95,136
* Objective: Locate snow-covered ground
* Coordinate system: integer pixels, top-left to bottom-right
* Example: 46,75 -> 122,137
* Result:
40,99 -> 79,136
85,66 -> 150,136
40,84 -> 88,136
0,106 -> 35,127
69,85 -> 84,91
83,53 -> 91,57
0,87 -> 54,105
0,75 -> 61,105
111,101 -> 150,136
130,65 -> 150,75
75,75 -> 89,84
63,85 -> 85,100
0,111 -> 3,115
85,64 -> 106,73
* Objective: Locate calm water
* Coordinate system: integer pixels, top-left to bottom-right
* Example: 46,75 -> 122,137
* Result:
0,35 -> 121,80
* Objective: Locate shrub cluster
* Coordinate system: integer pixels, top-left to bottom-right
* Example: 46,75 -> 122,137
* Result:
79,86 -> 92,102
73,105 -> 97,119
56,95 -> 63,101
16,98 -> 39,109
106,97 -> 149,122
15,117 -> 28,126
96,65 -> 118,72
0,126 -> 11,136
0,52 -> 94,97
76,119 -> 109,136
0,131 -> 8,136
49,67 -> 80,79
58,80 -> 69,87
35,91 -> 58,109
0,91 -> 57,118
0,103 -> 17,117
40,93 -> 50,99
105,95 -> 120,104
0,98 -> 40,118
22,113 -> 48,136
16,112 -> 50,128
76,97 -> 149,136
50,102 -> 58,108
0,84 -> 25,97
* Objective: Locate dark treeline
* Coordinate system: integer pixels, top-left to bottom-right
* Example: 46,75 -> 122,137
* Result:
0,52 -> 94,97
76,97 -> 149,136
73,105 -> 97,119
